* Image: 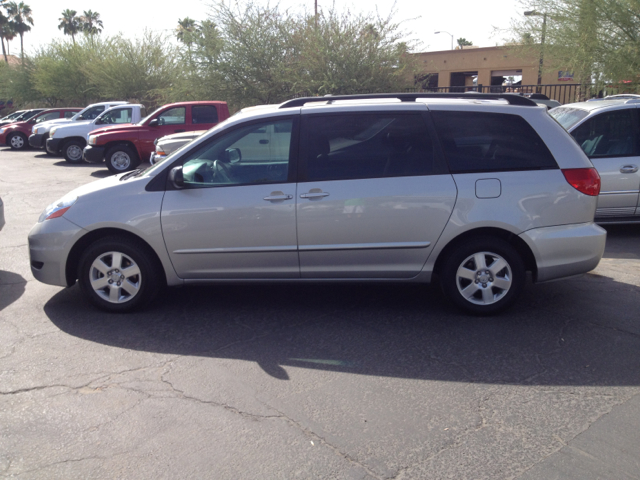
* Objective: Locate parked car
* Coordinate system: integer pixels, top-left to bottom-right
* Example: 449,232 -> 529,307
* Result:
0,108 -> 81,150
46,104 -> 146,163
0,110 -> 27,127
29,101 -> 129,150
0,195 -> 4,232
550,97 -> 640,223
29,93 -> 606,315
522,93 -> 562,109
0,109 -> 45,130
150,130 -> 205,165
83,101 -> 230,174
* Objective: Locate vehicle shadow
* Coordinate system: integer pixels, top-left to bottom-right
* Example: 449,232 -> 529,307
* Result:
602,223 -> 640,259
44,269 -> 640,386
0,270 -> 26,311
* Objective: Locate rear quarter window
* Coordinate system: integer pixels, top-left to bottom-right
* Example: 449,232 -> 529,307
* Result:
431,111 -> 558,173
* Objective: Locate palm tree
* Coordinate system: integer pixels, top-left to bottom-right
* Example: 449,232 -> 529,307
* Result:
0,10 -> 9,63
81,10 -> 103,36
176,17 -> 197,45
58,9 -> 80,44
5,1 -> 32,60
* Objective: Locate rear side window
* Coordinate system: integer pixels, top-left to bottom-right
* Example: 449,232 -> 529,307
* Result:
192,105 -> 218,124
571,109 -> 638,157
431,111 -> 558,173
302,113 -> 435,182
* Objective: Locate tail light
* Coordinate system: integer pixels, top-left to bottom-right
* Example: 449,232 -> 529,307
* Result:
562,168 -> 601,196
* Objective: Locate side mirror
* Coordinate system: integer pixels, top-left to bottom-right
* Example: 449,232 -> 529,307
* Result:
224,148 -> 241,163
169,166 -> 185,189
77,114 -> 85,120
149,118 -> 159,127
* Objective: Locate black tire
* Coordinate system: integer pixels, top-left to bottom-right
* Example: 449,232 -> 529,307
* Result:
78,236 -> 163,313
105,145 -> 140,174
8,132 -> 27,150
63,139 -> 86,163
440,236 -> 525,315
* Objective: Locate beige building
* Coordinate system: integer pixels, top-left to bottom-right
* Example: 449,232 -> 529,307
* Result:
413,46 -> 578,100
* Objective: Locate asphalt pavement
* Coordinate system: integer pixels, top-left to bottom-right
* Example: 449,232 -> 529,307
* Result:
1,148 -> 639,479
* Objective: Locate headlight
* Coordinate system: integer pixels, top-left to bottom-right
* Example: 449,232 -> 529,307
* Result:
0,128 -> 5,134
38,194 -> 78,222
50,127 -> 58,137
88,135 -> 97,145
32,126 -> 38,134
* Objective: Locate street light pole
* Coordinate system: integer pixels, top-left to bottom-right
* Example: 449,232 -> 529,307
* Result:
434,31 -> 454,50
524,11 -> 547,90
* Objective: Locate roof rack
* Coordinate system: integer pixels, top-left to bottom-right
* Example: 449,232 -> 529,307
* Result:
279,92 -> 538,109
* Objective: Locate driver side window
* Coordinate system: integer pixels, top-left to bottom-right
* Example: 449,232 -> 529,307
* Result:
181,118 -> 294,187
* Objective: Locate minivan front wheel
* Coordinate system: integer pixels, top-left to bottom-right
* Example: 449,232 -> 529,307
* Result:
78,236 -> 161,312
105,145 -> 139,174
441,237 -> 525,315
8,132 -> 27,150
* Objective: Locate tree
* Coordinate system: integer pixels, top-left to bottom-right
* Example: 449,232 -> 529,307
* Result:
0,10 -> 10,62
81,10 -> 103,37
457,37 -> 473,47
5,1 -> 32,60
176,17 -> 197,45
58,9 -> 80,44
507,0 -> 640,92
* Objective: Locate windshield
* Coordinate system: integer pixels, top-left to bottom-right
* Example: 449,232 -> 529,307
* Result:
549,107 -> 589,130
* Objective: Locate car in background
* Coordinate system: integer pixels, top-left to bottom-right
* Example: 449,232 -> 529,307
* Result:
522,93 -> 562,109
550,97 -> 640,223
30,93 -> 605,315
46,104 -> 146,163
0,109 -> 45,130
83,101 -> 229,173
29,101 -> 128,151
0,110 -> 27,127
150,130 -> 205,165
0,108 -> 82,150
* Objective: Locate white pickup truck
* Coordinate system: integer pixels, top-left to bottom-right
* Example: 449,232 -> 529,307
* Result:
28,101 -> 129,152
46,104 -> 146,163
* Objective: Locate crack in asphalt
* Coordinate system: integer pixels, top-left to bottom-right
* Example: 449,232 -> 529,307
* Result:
512,392 -> 640,480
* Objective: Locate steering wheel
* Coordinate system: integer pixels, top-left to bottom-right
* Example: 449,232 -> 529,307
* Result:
212,160 -> 234,183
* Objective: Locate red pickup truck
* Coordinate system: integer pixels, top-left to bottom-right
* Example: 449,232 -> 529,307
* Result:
83,101 -> 229,173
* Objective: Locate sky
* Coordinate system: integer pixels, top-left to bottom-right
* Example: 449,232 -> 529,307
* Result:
22,0 -> 523,55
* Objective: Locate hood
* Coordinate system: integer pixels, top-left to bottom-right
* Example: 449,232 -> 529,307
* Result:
90,123 -> 143,136
37,118 -> 76,130
1,121 -> 27,129
51,119 -> 94,133
158,130 -> 205,144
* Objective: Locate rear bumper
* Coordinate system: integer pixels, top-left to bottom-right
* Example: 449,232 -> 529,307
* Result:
519,222 -> 607,283
83,145 -> 106,163
29,133 -> 47,148
45,137 -> 63,154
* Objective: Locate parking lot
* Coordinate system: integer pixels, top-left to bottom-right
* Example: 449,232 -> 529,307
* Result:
1,148 -> 640,479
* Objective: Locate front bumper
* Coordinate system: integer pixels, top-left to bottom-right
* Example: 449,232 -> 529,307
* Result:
46,137 -> 63,155
149,152 -> 167,165
28,217 -> 86,287
29,133 -> 47,148
83,145 -> 106,163
519,222 -> 607,283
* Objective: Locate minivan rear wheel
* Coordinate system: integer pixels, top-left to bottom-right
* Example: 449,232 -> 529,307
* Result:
78,236 -> 161,313
441,236 -> 525,315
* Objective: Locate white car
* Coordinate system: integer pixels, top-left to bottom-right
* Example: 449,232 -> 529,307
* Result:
150,130 -> 205,165
29,101 -> 129,150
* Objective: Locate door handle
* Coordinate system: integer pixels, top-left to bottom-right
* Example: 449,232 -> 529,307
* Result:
620,165 -> 638,174
300,190 -> 330,199
263,192 -> 293,202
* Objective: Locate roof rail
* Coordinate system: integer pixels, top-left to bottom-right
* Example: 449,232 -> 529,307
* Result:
279,92 -> 538,109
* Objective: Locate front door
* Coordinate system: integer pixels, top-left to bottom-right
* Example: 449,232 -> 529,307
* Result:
161,116 -> 300,279
571,108 -> 640,217
296,111 -> 457,278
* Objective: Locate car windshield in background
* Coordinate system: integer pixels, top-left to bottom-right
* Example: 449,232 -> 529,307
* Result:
549,107 -> 589,129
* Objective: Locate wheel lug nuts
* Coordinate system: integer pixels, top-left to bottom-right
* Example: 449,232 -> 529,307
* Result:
117,282 -> 121,286
108,279 -> 113,284
482,283 -> 487,288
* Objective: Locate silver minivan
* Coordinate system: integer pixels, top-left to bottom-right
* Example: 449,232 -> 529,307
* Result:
29,93 -> 607,314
